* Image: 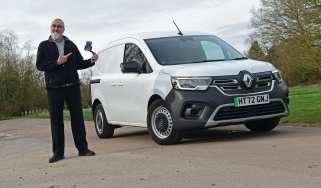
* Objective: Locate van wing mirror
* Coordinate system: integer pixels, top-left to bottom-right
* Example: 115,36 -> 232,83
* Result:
120,61 -> 142,73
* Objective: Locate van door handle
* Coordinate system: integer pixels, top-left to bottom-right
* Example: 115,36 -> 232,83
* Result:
90,79 -> 101,84
111,82 -> 124,87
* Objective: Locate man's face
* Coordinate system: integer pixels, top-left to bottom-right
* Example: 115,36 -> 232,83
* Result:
50,20 -> 64,40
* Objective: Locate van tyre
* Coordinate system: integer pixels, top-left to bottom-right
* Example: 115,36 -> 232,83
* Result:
94,104 -> 114,138
147,99 -> 181,145
245,118 -> 280,132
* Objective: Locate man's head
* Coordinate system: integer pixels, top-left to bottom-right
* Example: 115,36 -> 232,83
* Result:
50,18 -> 65,41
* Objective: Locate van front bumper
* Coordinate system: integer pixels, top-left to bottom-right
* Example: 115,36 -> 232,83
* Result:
164,82 -> 289,131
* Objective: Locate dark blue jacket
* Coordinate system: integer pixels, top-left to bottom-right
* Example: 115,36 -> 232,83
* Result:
36,36 -> 93,88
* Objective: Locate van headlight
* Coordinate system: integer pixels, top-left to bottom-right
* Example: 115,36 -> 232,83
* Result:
171,77 -> 212,90
272,70 -> 283,83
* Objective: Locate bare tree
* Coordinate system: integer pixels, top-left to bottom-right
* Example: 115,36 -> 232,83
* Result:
0,30 -> 47,119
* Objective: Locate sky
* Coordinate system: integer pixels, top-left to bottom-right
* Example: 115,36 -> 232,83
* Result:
0,0 -> 261,58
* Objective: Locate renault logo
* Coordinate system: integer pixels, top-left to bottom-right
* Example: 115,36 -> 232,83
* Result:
242,73 -> 253,88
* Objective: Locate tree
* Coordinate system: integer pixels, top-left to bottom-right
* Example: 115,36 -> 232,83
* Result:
0,30 -> 20,117
0,30 -> 47,119
80,70 -> 92,108
250,0 -> 321,85
247,40 -> 266,61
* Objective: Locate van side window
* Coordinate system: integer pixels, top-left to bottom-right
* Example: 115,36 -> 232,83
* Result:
124,43 -> 153,73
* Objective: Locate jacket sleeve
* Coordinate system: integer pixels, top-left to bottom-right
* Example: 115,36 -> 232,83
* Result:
73,43 -> 94,70
36,42 -> 60,71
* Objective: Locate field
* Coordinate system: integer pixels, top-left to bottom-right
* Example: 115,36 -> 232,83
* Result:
281,84 -> 321,125
24,84 -> 321,125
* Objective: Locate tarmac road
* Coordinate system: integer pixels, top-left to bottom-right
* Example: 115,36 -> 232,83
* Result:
0,119 -> 321,188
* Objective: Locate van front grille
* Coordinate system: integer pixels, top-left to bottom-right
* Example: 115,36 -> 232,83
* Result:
213,101 -> 286,121
211,71 -> 274,95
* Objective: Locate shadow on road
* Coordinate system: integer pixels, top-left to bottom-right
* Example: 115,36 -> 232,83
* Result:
180,128 -> 286,145
113,129 -> 148,138
108,126 -> 290,145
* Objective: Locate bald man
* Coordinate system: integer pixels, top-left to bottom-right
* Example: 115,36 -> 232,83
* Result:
36,18 -> 97,163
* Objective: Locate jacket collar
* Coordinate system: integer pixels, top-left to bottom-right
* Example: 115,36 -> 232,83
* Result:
48,35 -> 70,42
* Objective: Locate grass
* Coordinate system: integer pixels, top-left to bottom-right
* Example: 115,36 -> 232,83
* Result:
23,84 -> 321,125
23,108 -> 93,121
281,84 -> 321,125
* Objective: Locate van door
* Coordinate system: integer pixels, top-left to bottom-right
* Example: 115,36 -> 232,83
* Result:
109,43 -> 154,126
93,44 -> 126,123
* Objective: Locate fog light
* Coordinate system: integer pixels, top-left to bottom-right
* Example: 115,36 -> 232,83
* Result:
183,103 -> 204,119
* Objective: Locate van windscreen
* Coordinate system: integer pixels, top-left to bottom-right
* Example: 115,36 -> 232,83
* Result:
145,35 -> 246,65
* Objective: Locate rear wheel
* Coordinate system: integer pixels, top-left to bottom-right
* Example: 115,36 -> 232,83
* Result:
245,118 -> 280,132
94,104 -> 114,138
147,99 -> 181,145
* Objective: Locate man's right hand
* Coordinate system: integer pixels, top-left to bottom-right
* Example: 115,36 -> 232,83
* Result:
57,52 -> 72,65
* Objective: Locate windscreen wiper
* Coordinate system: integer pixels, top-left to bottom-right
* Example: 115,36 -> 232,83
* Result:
204,59 -> 227,62
173,59 -> 227,65
230,57 -> 248,60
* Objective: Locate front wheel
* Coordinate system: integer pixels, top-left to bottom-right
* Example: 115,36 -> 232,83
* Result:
94,104 -> 114,138
147,99 -> 181,145
245,118 -> 280,132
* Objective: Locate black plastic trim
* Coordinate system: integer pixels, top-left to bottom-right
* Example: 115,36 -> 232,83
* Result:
164,82 -> 289,131
90,79 -> 101,84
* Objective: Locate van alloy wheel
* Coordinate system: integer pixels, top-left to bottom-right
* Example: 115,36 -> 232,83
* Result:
94,104 -> 114,138
95,110 -> 104,134
151,106 -> 174,139
147,99 -> 181,145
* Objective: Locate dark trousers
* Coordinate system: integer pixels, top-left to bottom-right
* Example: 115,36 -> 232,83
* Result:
47,85 -> 88,156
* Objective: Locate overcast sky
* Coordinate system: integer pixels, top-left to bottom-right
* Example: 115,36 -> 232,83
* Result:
0,0 -> 261,57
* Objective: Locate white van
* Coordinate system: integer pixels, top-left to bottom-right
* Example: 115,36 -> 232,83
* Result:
90,31 -> 289,145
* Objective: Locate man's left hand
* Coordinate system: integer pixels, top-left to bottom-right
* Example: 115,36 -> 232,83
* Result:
91,53 -> 98,64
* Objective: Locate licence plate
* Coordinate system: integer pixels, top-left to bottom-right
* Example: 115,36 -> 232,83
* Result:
234,94 -> 270,107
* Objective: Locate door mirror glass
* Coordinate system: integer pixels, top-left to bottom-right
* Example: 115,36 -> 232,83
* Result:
120,61 -> 142,73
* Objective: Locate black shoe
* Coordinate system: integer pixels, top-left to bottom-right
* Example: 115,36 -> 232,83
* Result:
49,155 -> 64,163
79,149 -> 96,156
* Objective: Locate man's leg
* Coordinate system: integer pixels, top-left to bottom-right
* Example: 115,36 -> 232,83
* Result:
65,85 -> 88,153
47,88 -> 65,158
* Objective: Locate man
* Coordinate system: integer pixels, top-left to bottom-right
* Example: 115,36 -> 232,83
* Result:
36,18 -> 97,163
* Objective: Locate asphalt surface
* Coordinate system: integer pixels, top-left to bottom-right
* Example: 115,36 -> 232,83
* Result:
0,119 -> 321,188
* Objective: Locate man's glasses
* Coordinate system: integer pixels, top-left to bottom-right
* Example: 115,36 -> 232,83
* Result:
51,24 -> 63,28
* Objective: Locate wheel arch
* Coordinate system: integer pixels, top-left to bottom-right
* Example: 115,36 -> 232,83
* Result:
92,99 -> 102,118
148,94 -> 164,110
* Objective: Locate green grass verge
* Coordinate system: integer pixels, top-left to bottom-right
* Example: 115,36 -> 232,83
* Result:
281,84 -> 321,125
22,108 -> 93,121
23,84 -> 321,125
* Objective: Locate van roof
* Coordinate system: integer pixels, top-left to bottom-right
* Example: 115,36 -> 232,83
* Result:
132,31 -> 212,40
101,31 -> 215,52
109,31 -> 213,44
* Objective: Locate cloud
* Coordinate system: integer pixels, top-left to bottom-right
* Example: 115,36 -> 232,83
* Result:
0,0 -> 260,55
